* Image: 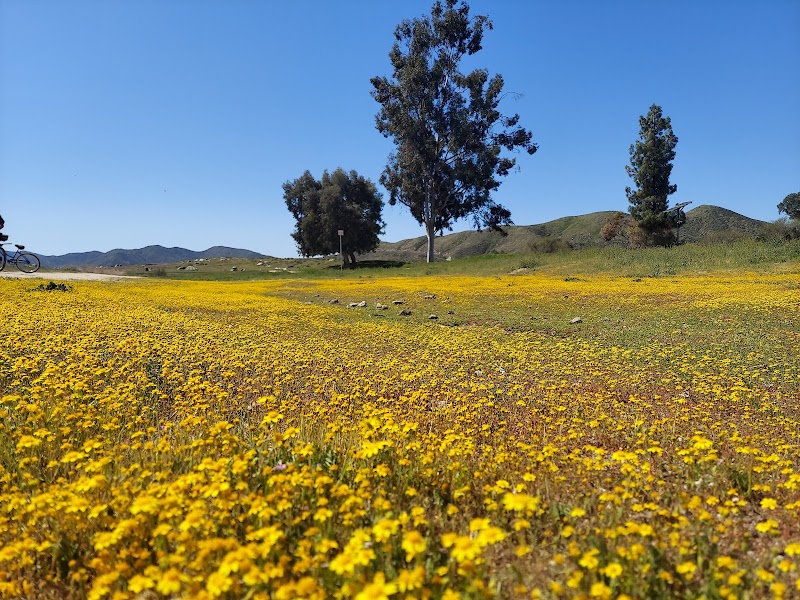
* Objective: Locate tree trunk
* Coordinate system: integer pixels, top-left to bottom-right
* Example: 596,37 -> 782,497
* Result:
348,253 -> 357,269
341,252 -> 349,270
425,221 -> 436,263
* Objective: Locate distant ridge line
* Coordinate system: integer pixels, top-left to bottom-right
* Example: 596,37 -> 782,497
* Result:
39,245 -> 266,268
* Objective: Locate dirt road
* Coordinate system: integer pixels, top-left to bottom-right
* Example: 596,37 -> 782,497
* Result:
0,271 -> 140,281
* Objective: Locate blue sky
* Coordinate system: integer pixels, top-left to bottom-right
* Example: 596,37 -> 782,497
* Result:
1,0 -> 798,257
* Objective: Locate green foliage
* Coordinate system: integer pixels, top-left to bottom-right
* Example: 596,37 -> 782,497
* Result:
283,168 -> 385,268
757,218 -> 800,241
370,0 -> 537,262
625,104 -> 679,243
31,281 -> 72,292
777,191 -> 800,220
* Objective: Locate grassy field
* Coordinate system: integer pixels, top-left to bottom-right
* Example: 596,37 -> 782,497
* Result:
1,248 -> 799,599
121,238 -> 800,281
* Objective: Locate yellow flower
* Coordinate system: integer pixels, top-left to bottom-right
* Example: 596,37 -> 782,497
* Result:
784,543 -> 800,557
206,571 -> 233,597
127,575 -> 154,593
756,569 -> 774,583
761,498 -> 778,510
756,519 -> 779,534
603,562 -> 623,579
590,582 -> 612,599
515,545 -> 532,557
329,552 -> 357,575
443,534 -> 481,563
156,568 -> 183,595
15,435 -> 41,451
676,561 -> 697,579
578,550 -> 600,570
401,530 -> 427,562
469,517 -> 491,532
502,492 -> 540,513
396,566 -> 425,592
372,518 -> 400,543
355,573 -> 396,600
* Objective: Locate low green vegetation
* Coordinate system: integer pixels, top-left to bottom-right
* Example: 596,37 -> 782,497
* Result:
125,238 -> 800,282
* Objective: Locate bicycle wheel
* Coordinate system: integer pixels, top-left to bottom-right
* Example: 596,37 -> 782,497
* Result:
16,252 -> 40,273
0,250 -> 6,272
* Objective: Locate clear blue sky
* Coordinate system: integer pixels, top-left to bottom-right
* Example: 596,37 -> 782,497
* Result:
1,0 -> 798,257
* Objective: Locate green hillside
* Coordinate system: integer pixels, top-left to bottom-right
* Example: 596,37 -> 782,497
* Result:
370,205 -> 768,261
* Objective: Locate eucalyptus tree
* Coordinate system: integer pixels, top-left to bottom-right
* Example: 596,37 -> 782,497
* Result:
371,0 -> 537,262
778,191 -> 800,221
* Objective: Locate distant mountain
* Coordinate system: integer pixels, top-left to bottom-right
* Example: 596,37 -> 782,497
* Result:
39,245 -> 265,268
369,205 -> 769,261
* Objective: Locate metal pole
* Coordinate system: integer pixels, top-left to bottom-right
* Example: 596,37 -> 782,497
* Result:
338,230 -> 344,270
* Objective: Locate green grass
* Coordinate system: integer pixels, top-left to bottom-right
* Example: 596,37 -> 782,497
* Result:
129,238 -> 800,282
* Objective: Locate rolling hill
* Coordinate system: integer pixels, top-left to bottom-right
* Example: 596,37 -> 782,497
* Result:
33,205 -> 769,268
369,205 -> 769,261
39,245 -> 265,268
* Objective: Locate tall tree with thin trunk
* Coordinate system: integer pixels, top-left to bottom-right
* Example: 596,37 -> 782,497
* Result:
626,104 -> 679,244
371,0 -> 537,262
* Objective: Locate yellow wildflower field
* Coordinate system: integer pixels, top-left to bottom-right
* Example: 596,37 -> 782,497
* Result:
0,273 -> 798,599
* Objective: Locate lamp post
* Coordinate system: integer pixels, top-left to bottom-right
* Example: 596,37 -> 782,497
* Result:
663,201 -> 692,245
338,229 -> 344,270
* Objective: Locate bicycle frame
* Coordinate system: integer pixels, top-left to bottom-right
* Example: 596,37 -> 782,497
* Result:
0,243 -> 38,272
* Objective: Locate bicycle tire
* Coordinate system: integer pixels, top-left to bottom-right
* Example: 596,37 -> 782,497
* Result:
0,249 -> 6,272
16,252 -> 40,273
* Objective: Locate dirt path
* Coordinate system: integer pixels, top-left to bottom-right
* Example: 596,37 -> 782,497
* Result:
0,271 -> 141,281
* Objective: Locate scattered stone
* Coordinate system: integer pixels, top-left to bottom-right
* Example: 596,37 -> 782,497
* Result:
399,309 -> 412,316
185,266 -> 197,271
447,310 -> 454,315
348,302 -> 359,308
177,266 -> 186,270
392,300 -> 404,305
429,314 -> 438,320
423,294 -> 436,299
328,298 -> 339,304
376,303 -> 388,310
256,261 -> 264,266
602,317 -> 610,322
230,267 -> 238,272
357,301 -> 367,308
570,317 -> 583,324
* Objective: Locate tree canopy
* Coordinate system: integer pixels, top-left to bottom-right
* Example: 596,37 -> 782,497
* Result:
625,104 -> 679,244
370,0 -> 537,262
283,169 -> 384,268
777,191 -> 800,220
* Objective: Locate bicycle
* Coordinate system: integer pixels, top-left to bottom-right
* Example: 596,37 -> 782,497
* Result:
0,242 -> 41,273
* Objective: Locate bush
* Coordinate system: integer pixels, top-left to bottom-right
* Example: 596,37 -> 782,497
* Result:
757,219 -> 800,242
31,281 -> 72,292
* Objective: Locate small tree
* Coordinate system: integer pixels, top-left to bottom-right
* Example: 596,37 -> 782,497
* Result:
777,191 -> 800,221
283,169 -> 385,268
625,104 -> 679,245
371,0 -> 537,262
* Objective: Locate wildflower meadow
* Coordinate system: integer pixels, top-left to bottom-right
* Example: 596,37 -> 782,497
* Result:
1,272 -> 798,599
